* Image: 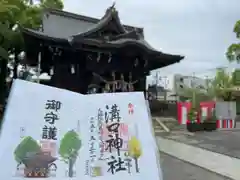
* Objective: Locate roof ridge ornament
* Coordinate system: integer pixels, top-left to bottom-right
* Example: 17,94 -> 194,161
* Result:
111,1 -> 116,8
106,1 -> 117,14
110,1 -> 116,11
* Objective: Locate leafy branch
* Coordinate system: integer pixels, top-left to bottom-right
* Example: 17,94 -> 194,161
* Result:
226,20 -> 240,62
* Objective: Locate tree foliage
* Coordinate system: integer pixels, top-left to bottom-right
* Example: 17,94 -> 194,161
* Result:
14,136 -> 41,163
0,1 -> 19,13
178,85 -> 212,108
0,47 -> 8,60
180,69 -> 234,103
0,0 -> 63,104
59,130 -> 81,177
59,130 -> 81,160
0,0 -> 64,55
188,107 -> 198,122
210,68 -> 233,101
226,20 -> 240,62
0,1 -> 18,59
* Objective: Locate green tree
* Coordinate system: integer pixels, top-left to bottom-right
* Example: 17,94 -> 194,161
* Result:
0,0 -> 63,104
179,86 -> 212,108
59,130 -> 81,177
226,20 -> 240,62
14,136 -> 41,163
179,69 -> 233,103
210,68 -> 233,101
0,0 -> 64,53
0,1 -> 18,59
0,0 -> 14,103
0,1 -> 18,13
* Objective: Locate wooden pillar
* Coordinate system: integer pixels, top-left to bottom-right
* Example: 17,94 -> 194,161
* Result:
134,77 -> 146,92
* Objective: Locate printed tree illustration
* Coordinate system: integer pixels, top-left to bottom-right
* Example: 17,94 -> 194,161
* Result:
128,136 -> 142,173
59,130 -> 81,177
14,136 -> 41,164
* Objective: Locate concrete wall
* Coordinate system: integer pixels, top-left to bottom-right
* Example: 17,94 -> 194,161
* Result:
215,101 -> 236,120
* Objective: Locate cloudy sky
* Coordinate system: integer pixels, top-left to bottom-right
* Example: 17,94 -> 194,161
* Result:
63,0 -> 240,87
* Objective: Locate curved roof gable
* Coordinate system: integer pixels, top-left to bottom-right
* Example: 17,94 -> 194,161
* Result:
71,3 -> 128,41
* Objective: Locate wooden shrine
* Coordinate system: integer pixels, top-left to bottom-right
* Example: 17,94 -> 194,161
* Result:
21,4 -> 184,94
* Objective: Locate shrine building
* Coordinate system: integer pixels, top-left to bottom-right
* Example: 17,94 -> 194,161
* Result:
21,4 -> 184,94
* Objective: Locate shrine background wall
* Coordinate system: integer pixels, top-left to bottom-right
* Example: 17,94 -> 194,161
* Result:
42,11 -> 95,38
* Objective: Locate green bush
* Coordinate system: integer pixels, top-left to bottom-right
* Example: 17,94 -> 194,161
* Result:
188,108 -> 198,123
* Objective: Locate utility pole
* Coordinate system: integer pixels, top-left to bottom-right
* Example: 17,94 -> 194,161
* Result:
205,75 -> 211,97
191,73 -> 196,108
161,76 -> 168,101
153,72 -> 160,99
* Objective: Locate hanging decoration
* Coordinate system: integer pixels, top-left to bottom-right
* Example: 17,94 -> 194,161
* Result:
128,83 -> 134,91
50,46 -> 55,76
120,73 -> 124,80
129,72 -> 132,82
97,52 -> 101,62
92,72 -> 138,93
112,71 -> 116,92
134,58 -> 139,67
50,47 -> 62,56
104,83 -> 110,92
36,44 -> 42,84
108,52 -> 112,63
56,48 -> 62,56
120,73 -> 127,91
87,52 -> 112,63
48,46 -> 53,52
48,46 -> 63,76
71,64 -> 75,74
50,67 -> 54,75
128,72 -> 134,91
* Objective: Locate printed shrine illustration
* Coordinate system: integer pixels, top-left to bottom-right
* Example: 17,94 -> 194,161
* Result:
13,99 -> 82,178
14,130 -> 81,178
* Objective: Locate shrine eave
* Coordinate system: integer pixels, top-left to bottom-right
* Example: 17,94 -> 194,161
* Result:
148,53 -> 184,70
21,27 -> 184,70
70,38 -> 184,68
20,28 -> 155,55
71,37 -> 175,55
21,28 -> 69,46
